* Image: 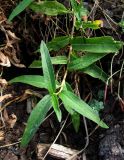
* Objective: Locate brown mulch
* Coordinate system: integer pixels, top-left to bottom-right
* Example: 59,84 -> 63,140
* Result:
0,0 -> 124,160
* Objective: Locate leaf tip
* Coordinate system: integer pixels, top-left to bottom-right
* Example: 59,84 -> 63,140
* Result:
99,120 -> 109,129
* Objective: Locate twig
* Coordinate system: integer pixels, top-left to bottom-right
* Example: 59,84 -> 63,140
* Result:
67,75 -> 89,160
42,114 -> 69,160
110,53 -> 118,93
55,14 -> 76,95
0,140 -> 21,149
0,86 -> 5,129
118,60 -> 124,99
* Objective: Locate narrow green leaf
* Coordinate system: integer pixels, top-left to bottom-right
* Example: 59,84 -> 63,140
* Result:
62,96 -> 80,132
47,36 -> 70,51
40,41 -> 56,93
63,82 -> 73,93
8,0 -> 34,22
71,0 -> 81,21
70,0 -> 78,12
29,61 -> 42,68
9,75 -> 46,89
59,90 -> 108,128
70,0 -> 85,21
51,94 -> 62,122
21,95 -> 52,147
29,56 -> 67,68
63,92 -> 80,132
29,1 -> 69,16
31,36 -> 70,53
68,53 -> 106,71
72,112 -> 80,133
63,100 -> 74,115
81,64 -> 108,83
71,36 -> 123,53
51,56 -> 67,65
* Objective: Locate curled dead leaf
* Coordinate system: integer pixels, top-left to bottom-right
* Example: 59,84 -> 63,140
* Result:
0,51 -> 11,67
7,113 -> 17,128
0,78 -> 8,87
3,109 -> 17,128
3,44 -> 25,68
7,30 -> 20,41
0,23 -> 25,68
0,94 -> 12,103
0,130 -> 4,141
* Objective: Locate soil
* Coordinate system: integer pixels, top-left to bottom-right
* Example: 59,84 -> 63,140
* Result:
0,0 -> 124,160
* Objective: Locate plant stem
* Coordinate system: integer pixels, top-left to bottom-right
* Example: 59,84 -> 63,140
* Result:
55,15 -> 76,95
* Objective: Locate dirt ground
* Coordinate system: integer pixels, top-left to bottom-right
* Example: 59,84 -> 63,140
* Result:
0,0 -> 124,160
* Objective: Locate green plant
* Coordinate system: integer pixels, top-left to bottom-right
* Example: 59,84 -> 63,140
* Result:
10,41 -> 108,147
119,20 -> 124,32
8,0 -> 123,147
89,99 -> 104,115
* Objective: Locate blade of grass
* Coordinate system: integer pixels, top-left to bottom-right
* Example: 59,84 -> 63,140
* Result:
8,0 -> 34,22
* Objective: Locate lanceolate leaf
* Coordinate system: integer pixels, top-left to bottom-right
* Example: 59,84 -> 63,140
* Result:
68,53 -> 106,71
29,61 -> 42,68
63,82 -> 82,132
29,56 -> 67,68
8,0 -> 34,21
70,0 -> 86,22
51,56 -> 67,65
59,90 -> 108,128
21,95 -> 52,147
70,0 -> 78,12
63,100 -> 80,133
47,36 -> 70,51
32,36 -> 70,54
51,94 -> 62,122
9,75 -> 46,89
71,36 -> 123,53
81,64 -> 108,83
72,112 -> 80,133
62,99 -> 74,115
63,82 -> 73,93
29,1 -> 69,16
63,83 -> 78,115
40,41 -> 56,93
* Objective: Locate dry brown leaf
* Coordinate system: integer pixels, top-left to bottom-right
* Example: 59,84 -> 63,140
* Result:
0,94 -> 12,103
7,113 -> 17,128
7,30 -> 20,41
3,108 -> 9,122
18,89 -> 42,102
0,22 -> 25,68
0,130 -> 4,141
0,78 -> 8,87
3,45 -> 25,68
3,109 -> 17,128
4,44 -> 20,62
0,51 -> 11,67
